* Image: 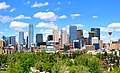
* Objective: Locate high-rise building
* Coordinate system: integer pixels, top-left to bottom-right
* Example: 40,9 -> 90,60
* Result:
10,36 -> 16,46
88,31 -> 95,45
36,34 -> 43,43
53,26 -> 59,42
91,28 -> 100,40
47,35 -> 53,41
6,37 -> 10,46
61,28 -> 67,48
19,31 -> 24,45
77,30 -> 83,40
28,24 -> 34,48
69,26 -> 77,43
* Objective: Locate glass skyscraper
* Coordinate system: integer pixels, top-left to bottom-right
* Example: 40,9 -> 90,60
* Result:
36,34 -> 43,43
28,24 -> 34,48
10,36 -> 16,46
69,26 -> 77,43
91,28 -> 100,40
19,31 -> 24,45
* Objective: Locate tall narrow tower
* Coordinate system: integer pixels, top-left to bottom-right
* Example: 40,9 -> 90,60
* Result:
28,24 -> 34,48
53,26 -> 59,42
19,30 -> 24,45
61,28 -> 67,48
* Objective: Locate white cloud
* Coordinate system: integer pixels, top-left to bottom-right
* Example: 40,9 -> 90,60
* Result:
71,13 -> 80,19
0,2 -> 10,10
115,29 -> 120,32
92,16 -> 98,18
10,8 -> 16,13
68,1 -> 71,4
108,22 -> 120,29
54,7 -> 60,11
75,24 -> 84,27
31,1 -> 48,8
99,27 -> 109,32
10,21 -> 29,28
46,9 -> 49,11
59,15 -> 67,19
0,15 -> 13,23
0,31 -> 5,34
14,15 -> 31,20
36,22 -> 56,28
34,12 -> 57,21
57,2 -> 61,4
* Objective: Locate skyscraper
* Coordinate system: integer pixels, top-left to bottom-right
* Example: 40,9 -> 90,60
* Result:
47,35 -> 53,41
19,31 -> 24,45
36,34 -> 43,43
6,37 -> 10,46
61,28 -> 67,48
10,36 -> 16,46
91,28 -> 100,40
69,25 -> 77,43
28,24 -> 34,48
53,26 -> 59,42
77,30 -> 83,40
88,31 -> 95,45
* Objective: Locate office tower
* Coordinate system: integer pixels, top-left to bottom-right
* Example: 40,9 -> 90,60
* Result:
36,34 -> 43,43
47,35 -> 53,41
88,31 -> 95,45
1,36 -> 7,46
6,37 -> 10,46
77,30 -> 83,40
80,35 -> 84,48
67,34 -> 69,43
10,36 -> 16,46
91,28 -> 100,40
53,26 -> 59,42
69,25 -> 77,43
28,24 -> 34,48
19,31 -> 24,45
61,28 -> 67,48
73,40 -> 80,49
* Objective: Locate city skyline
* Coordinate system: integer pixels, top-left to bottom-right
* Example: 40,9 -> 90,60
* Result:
0,0 -> 120,43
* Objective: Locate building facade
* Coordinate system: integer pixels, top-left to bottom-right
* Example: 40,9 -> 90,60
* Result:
91,28 -> 100,40
19,31 -> 24,45
61,28 -> 67,48
10,36 -> 16,46
28,24 -> 34,48
36,34 -> 43,43
69,26 -> 77,43
53,26 -> 59,42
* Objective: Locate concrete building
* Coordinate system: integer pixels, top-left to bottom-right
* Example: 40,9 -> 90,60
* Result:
73,40 -> 80,49
112,41 -> 120,50
53,26 -> 59,42
88,31 -> 95,45
99,40 -> 103,49
47,35 -> 53,41
77,30 -> 83,40
92,37 -> 99,45
0,40 -> 5,48
85,45 -> 95,51
61,28 -> 67,48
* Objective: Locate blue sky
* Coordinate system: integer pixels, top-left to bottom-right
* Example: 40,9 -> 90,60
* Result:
0,0 -> 120,43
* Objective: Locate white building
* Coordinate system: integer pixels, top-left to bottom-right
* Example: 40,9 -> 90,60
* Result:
61,28 -> 67,48
53,26 -> 59,42
92,37 -> 98,45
